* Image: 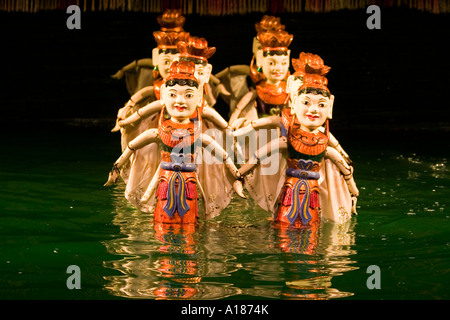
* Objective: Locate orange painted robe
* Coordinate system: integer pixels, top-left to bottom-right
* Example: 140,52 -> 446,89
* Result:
154,110 -> 202,224
276,108 -> 328,227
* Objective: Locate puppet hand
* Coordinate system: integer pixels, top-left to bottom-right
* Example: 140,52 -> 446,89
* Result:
118,117 -> 139,128
231,117 -> 246,130
342,152 -> 352,166
111,118 -> 122,132
217,83 -> 231,96
141,191 -> 151,203
351,196 -> 358,215
104,165 -> 120,186
233,123 -> 252,137
233,179 -> 246,199
111,69 -> 124,80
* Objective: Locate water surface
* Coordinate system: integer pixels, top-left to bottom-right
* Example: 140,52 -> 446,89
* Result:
1,124 -> 449,300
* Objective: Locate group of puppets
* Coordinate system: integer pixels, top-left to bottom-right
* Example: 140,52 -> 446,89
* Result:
104,9 -> 359,229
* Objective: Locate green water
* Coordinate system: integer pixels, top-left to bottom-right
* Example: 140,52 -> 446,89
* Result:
1,125 -> 449,300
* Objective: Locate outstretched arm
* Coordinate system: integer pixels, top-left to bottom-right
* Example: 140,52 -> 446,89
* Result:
327,132 -> 352,165
127,86 -> 155,107
238,136 -> 287,176
140,164 -> 161,205
201,133 -> 246,198
117,100 -> 162,128
104,129 -> 159,186
209,74 -> 231,96
214,65 -> 251,78
202,106 -> 230,129
111,58 -> 153,79
111,86 -> 156,132
324,147 -> 358,195
228,89 -> 257,126
233,115 -> 281,137
325,146 -> 359,214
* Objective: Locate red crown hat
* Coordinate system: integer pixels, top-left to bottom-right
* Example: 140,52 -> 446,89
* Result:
153,30 -> 190,49
292,52 -> 331,77
299,73 -> 330,93
257,30 -> 293,52
165,60 -> 198,83
157,9 -> 185,32
177,37 -> 216,65
255,15 -> 285,34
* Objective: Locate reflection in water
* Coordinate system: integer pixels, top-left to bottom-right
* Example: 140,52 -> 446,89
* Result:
274,220 -> 357,299
104,183 -> 358,299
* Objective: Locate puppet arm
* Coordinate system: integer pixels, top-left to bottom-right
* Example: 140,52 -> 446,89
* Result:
111,86 -> 156,132
140,164 -> 161,205
104,129 -> 159,186
213,65 -> 252,96
229,89 -> 257,127
233,116 -> 281,137
325,146 -> 359,214
201,106 -> 230,129
209,74 -> 231,96
327,132 -> 352,165
111,58 -> 153,79
126,86 -> 155,107
201,133 -> 246,198
214,65 -> 251,78
117,100 -> 162,128
238,136 -> 287,176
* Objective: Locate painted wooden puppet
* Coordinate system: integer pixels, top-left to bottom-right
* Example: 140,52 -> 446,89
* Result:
214,15 -> 287,122
228,25 -> 293,127
234,69 -> 359,226
233,52 -> 357,222
112,37 -> 233,195
105,60 -> 244,223
111,9 -> 188,96
115,36 -> 233,147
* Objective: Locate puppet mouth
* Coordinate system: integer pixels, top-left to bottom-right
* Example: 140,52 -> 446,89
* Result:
175,105 -> 187,112
307,115 -> 319,121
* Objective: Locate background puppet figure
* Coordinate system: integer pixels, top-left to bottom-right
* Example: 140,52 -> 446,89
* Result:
110,10 -> 189,187
214,15 -> 285,119
105,60 -> 244,224
228,23 -> 293,127
116,36 -> 231,132
111,9 -> 188,96
235,70 -> 359,227
113,36 -> 233,209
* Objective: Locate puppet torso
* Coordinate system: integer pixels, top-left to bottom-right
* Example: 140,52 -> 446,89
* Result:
277,108 -> 329,227
154,115 -> 201,224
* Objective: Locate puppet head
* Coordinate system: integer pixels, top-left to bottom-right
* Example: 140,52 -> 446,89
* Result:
290,73 -> 334,132
253,15 -> 285,55
287,52 -> 330,96
255,30 -> 293,84
177,36 -> 216,88
160,60 -> 203,123
153,31 -> 190,79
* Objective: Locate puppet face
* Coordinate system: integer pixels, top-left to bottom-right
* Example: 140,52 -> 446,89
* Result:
194,63 -> 212,88
153,48 -> 180,79
291,92 -> 334,132
158,53 -> 180,79
161,83 -> 202,123
258,52 -> 290,84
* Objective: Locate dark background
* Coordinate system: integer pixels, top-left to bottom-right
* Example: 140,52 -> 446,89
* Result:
1,8 -> 449,153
